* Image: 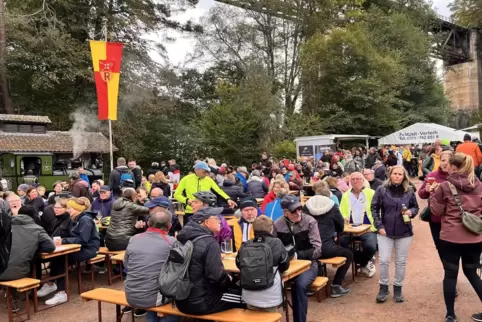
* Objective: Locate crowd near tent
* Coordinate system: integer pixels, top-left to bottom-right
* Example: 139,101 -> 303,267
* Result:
378,123 -> 478,145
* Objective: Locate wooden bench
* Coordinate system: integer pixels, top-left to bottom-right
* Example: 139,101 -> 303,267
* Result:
81,288 -> 282,322
98,247 -> 124,285
76,254 -> 106,294
0,278 -> 40,322
310,276 -> 329,303
318,257 -> 347,298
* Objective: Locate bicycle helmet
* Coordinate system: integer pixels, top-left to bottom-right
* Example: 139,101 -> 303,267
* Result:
193,191 -> 217,207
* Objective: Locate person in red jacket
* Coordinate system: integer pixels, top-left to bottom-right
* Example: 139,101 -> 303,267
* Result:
261,180 -> 285,212
418,150 -> 452,263
430,152 -> 482,322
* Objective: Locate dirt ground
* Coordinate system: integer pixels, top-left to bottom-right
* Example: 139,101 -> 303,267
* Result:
1,181 -> 481,322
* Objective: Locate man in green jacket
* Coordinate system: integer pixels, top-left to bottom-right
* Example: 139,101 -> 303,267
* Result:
339,172 -> 378,278
174,162 -> 236,224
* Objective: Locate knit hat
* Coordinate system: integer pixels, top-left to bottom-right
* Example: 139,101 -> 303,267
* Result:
17,184 -> 28,192
239,197 -> 258,210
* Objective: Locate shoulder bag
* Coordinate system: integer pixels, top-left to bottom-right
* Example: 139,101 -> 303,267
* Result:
447,182 -> 482,235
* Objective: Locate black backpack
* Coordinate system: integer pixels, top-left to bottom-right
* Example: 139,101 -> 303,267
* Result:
238,236 -> 275,291
0,200 -> 12,275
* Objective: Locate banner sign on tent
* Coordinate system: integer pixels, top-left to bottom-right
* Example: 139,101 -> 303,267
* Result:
398,130 -> 439,142
299,145 -> 314,157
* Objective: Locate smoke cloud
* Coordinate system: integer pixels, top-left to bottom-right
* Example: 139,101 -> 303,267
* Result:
69,109 -> 102,159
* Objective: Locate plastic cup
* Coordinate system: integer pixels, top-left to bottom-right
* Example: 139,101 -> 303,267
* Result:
427,177 -> 436,185
53,237 -> 62,247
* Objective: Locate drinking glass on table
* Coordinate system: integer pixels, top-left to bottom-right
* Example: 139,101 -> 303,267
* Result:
221,239 -> 233,255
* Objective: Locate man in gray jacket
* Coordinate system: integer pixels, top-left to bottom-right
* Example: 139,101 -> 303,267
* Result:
0,205 -> 55,312
124,209 -> 179,322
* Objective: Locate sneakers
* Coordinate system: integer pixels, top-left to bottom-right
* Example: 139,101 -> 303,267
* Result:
5,299 -> 19,313
98,266 -> 107,274
331,285 -> 351,298
45,292 -> 68,305
121,306 -> 133,314
361,261 -> 376,278
446,316 -> 457,322
134,309 -> 147,317
37,283 -> 57,298
472,313 -> 482,321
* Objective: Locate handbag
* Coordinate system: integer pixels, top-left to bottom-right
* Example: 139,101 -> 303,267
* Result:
447,182 -> 482,235
420,206 -> 431,222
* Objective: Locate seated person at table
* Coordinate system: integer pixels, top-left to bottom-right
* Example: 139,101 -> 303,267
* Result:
339,172 -> 377,278
144,195 -> 181,236
236,215 -> 289,312
274,195 -> 322,322
91,185 -> 115,219
175,207 -> 245,315
0,204 -> 55,312
190,191 -> 232,244
38,198 -> 100,305
105,188 -> 149,251
264,188 -> 288,222
304,186 -> 352,297
125,210 -> 179,322
232,197 -> 260,251
313,181 -> 340,206
51,198 -> 74,238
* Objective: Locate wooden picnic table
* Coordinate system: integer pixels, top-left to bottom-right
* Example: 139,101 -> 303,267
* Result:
343,224 -> 372,236
111,252 -> 126,263
223,258 -> 311,283
34,244 -> 82,312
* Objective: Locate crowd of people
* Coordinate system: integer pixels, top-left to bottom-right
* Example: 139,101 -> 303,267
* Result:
1,138 -> 482,322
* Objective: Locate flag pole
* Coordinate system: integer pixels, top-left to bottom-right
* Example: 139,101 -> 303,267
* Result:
103,17 -> 114,172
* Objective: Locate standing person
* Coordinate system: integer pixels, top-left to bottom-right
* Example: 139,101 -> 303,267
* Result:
455,134 -> 482,170
174,161 -> 236,224
373,160 -> 387,181
247,170 -> 268,198
108,157 -> 135,198
430,153 -> 482,322
371,165 -> 419,303
151,171 -> 171,198
365,148 -> 380,169
423,145 -> 442,176
128,160 -> 143,189
402,145 -> 413,176
69,172 -> 90,199
220,173 -> 247,214
418,150 -> 452,264
363,169 -> 383,191
235,167 -> 249,193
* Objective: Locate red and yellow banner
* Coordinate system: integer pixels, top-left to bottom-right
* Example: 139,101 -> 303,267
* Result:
89,41 -> 123,120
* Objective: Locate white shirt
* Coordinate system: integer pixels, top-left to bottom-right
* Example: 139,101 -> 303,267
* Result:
350,191 -> 367,224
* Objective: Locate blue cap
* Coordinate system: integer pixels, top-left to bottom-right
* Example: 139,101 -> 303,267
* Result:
99,185 -> 110,192
145,197 -> 170,209
194,161 -> 211,172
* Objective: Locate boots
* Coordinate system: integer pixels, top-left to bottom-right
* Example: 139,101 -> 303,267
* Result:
394,285 -> 404,303
376,284 -> 390,303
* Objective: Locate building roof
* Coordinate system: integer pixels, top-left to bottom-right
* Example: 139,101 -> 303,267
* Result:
0,114 -> 52,124
0,131 -> 117,153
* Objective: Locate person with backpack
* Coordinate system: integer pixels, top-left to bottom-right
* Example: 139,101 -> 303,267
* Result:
274,195 -> 322,322
371,165 -> 419,304
108,157 -> 135,199
173,207 -> 245,315
124,210 -> 179,321
236,215 -> 290,312
0,198 -> 12,277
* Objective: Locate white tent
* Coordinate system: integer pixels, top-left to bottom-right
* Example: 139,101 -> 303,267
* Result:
378,123 -> 476,145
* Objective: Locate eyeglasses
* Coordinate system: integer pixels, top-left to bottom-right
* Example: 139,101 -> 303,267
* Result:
351,178 -> 363,182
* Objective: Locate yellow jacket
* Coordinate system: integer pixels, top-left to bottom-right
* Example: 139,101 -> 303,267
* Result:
402,149 -> 412,162
339,188 -> 377,232
232,220 -> 254,251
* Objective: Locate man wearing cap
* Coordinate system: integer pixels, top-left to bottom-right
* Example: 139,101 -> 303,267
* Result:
235,167 -> 249,193
70,172 -> 90,199
274,195 -> 322,322
91,186 -> 115,219
144,194 -> 181,236
17,184 -> 28,205
176,207 -> 245,315
232,197 -> 260,251
174,162 -> 236,224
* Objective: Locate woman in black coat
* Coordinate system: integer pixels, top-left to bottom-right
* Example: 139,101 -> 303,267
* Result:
24,186 -> 45,213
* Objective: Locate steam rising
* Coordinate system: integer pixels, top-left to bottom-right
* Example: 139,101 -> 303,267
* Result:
69,109 -> 101,159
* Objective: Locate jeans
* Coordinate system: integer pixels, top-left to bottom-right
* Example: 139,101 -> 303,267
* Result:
292,261 -> 318,322
321,244 -> 354,285
340,232 -> 378,267
440,240 -> 482,317
146,312 -> 180,322
377,235 -> 412,286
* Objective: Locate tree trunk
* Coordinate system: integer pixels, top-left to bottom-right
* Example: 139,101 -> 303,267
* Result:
0,0 -> 13,114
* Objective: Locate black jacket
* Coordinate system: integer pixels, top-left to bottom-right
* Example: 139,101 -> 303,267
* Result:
175,222 -> 230,315
108,166 -> 134,198
132,166 -> 143,189
0,215 -> 55,281
63,212 -> 100,257
220,180 -> 247,214
151,182 -> 171,198
51,213 -> 74,238
374,165 -> 387,181
304,196 -> 344,248
365,153 -> 380,169
330,187 -> 343,203
247,178 -> 268,199
369,178 -> 383,192
24,196 -> 45,213
41,205 -> 57,235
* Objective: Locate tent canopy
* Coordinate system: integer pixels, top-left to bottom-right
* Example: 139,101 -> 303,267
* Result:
378,123 -> 474,145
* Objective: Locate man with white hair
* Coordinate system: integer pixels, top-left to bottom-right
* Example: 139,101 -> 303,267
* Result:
339,172 -> 378,277
363,168 -> 383,191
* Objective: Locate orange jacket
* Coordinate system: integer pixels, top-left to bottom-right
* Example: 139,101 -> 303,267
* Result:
456,141 -> 482,167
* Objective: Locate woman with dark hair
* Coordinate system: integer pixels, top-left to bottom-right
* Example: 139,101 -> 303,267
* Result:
371,165 -> 419,304
47,181 -> 64,205
24,186 -> 45,213
430,153 -> 482,322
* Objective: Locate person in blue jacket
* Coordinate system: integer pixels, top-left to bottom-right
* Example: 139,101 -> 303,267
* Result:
78,168 -> 90,188
235,167 -> 249,193
264,188 -> 288,222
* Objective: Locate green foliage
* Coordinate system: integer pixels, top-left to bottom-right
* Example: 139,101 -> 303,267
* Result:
282,113 -> 322,139
273,140 -> 296,160
450,0 -> 482,28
